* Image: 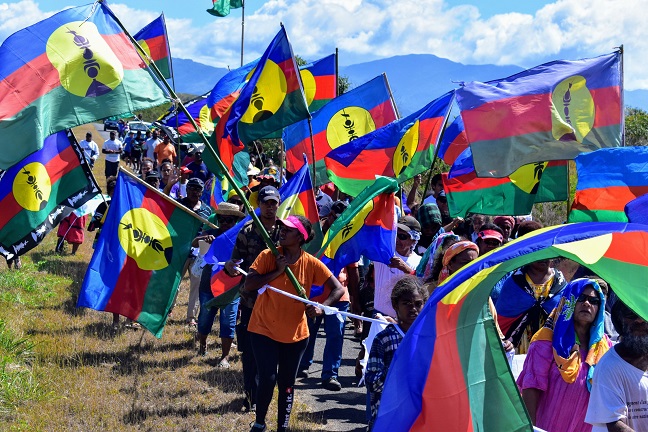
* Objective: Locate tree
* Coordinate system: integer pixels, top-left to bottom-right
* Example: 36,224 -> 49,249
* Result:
626,107 -> 648,146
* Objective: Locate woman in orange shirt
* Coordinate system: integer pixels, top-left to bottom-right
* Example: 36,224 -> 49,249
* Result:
244,215 -> 344,432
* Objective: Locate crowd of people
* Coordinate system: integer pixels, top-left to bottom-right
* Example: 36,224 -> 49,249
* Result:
31,123 -> 648,431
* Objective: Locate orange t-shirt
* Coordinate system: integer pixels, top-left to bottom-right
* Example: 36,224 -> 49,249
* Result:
248,248 -> 333,343
155,143 -> 176,165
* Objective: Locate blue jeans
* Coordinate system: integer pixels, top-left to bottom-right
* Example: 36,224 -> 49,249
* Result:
197,290 -> 239,338
299,301 -> 349,380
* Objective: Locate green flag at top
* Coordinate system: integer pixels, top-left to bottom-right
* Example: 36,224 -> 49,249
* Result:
207,0 -> 244,17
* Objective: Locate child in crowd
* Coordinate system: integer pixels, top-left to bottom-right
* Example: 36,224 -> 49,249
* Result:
365,275 -> 428,429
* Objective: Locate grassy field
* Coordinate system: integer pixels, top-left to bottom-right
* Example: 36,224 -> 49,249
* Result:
0,125 -> 325,431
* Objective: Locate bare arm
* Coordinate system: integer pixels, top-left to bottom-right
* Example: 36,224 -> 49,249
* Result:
606,421 -> 634,432
407,174 -> 421,207
521,388 -> 541,425
346,265 -> 361,315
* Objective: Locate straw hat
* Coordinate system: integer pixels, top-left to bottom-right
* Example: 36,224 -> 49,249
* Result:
215,202 -> 245,218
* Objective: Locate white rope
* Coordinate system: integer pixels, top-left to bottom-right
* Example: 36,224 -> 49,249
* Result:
216,262 -> 388,325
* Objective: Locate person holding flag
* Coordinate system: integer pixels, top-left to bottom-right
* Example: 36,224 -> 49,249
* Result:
244,215 -> 345,432
195,202 -> 245,364
224,185 -> 283,412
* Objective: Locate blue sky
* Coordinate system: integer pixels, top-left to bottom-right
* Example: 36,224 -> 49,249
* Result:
1,0 -> 646,90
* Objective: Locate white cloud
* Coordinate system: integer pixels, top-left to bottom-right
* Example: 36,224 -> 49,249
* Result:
0,0 -> 647,89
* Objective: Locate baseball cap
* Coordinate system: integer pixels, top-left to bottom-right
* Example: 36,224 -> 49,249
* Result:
316,193 -> 334,216
259,185 -> 280,203
478,230 -> 504,243
187,178 -> 205,189
179,166 -> 192,175
397,215 -> 421,233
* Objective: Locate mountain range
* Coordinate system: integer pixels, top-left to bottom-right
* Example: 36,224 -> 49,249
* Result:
171,55 -> 647,115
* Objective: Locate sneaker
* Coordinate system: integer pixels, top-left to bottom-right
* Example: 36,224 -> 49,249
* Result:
218,358 -> 230,368
198,344 -> 206,357
249,421 -> 266,431
322,377 -> 342,391
296,369 -> 309,378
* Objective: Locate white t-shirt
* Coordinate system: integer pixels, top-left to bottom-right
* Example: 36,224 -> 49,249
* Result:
103,139 -> 123,163
586,346 -> 648,431
145,138 -> 160,161
373,251 -> 421,318
79,139 -> 99,164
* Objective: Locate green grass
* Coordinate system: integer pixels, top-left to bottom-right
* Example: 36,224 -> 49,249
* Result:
0,263 -> 59,307
0,319 -> 50,418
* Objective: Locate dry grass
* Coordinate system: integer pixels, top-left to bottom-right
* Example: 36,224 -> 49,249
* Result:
0,125 -> 325,431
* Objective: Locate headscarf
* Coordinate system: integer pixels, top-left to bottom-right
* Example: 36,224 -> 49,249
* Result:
493,215 -> 515,229
530,278 -> 609,390
438,241 -> 479,284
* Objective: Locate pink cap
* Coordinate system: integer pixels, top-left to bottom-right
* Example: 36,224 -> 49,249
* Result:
279,215 -> 308,240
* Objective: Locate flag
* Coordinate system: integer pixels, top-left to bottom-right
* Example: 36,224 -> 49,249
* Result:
456,51 -> 621,178
317,176 -> 398,277
207,0 -> 243,17
159,93 -> 213,142
0,3 -> 169,169
207,59 -> 259,122
223,26 -> 309,146
133,14 -> 172,79
202,164 -> 321,305
284,75 -> 397,185
72,193 -> 106,218
300,54 -> 336,113
0,131 -> 98,261
257,52 -> 339,140
625,194 -> 648,224
77,172 -> 202,338
569,147 -> 648,222
373,222 -> 648,431
204,176 -> 226,211
438,115 -> 469,166
325,91 -> 454,196
276,156 -> 322,253
443,150 -> 568,218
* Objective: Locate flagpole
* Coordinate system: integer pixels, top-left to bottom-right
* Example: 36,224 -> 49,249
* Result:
307,117 -> 317,185
162,12 -> 180,168
421,96 -> 457,201
119,167 -> 217,229
619,45 -> 625,146
335,47 -> 339,97
240,0 -> 245,67
382,72 -> 401,119
103,5 -> 308,299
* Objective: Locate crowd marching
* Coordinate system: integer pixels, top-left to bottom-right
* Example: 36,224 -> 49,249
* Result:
40,124 -> 647,432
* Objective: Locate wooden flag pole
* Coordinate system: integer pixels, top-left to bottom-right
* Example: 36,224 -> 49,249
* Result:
240,0 -> 245,67
161,12 -> 181,168
104,4 -> 308,299
119,167 -> 218,229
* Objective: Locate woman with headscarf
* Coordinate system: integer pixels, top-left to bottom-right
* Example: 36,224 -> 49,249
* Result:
437,240 -> 479,284
517,278 -> 611,432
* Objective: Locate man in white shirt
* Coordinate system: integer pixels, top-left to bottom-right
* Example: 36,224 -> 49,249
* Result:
145,130 -> 160,165
373,216 -> 422,319
102,131 -> 123,178
586,300 -> 648,432
78,132 -> 99,168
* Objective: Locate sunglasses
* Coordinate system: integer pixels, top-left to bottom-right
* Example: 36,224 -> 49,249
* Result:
218,216 -> 237,224
576,294 -> 601,306
397,233 -> 411,241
